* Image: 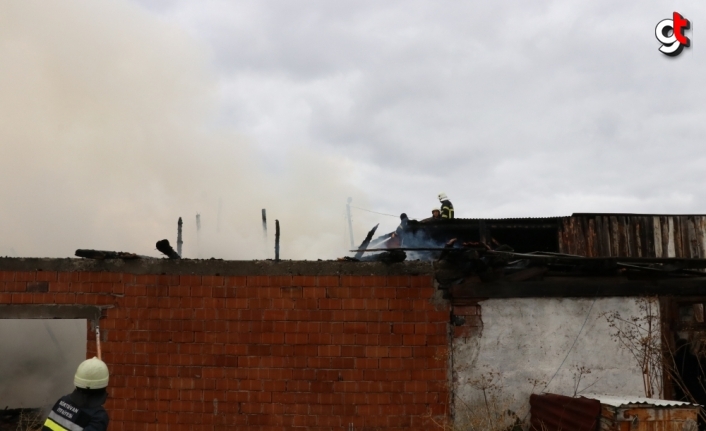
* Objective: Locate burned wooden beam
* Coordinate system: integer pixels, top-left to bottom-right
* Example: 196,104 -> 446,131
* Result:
75,249 -> 141,260
156,239 -> 181,259
275,220 -> 280,262
354,224 -> 379,260
177,217 -> 183,257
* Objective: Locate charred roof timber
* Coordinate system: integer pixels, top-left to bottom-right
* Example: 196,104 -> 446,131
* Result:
75,249 -> 141,260
177,217 -> 183,257
363,213 -> 706,258
156,239 -> 180,259
341,212 -> 706,299
354,223 -> 379,260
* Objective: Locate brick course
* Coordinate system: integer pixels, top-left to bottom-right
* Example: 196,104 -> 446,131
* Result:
0,270 -> 449,431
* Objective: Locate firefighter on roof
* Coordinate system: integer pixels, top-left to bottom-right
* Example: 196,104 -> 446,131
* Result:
42,357 -> 110,431
438,192 -> 454,219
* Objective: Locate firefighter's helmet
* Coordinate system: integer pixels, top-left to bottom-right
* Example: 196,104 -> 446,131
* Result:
74,357 -> 109,389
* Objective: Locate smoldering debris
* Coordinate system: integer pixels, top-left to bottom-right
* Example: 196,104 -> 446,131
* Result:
156,239 -> 181,259
364,249 -> 407,263
339,249 -> 407,263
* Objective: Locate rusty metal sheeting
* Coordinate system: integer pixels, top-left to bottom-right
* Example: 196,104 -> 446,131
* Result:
560,214 -> 706,258
584,393 -> 700,431
530,393 -> 600,431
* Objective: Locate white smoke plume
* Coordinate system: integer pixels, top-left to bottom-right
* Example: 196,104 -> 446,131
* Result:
0,0 -> 376,260
0,320 -> 86,409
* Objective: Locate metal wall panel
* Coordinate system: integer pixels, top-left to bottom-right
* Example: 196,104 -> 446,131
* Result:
530,393 -> 600,431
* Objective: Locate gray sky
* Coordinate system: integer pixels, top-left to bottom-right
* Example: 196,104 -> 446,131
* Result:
137,0 -> 706,216
1,0 -> 704,259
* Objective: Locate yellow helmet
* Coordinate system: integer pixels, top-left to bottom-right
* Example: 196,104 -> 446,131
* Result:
74,357 -> 109,389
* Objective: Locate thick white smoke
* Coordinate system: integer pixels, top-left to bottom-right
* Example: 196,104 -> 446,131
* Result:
0,320 -> 86,409
0,0 -> 376,260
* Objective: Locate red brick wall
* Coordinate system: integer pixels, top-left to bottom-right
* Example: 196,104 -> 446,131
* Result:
0,270 -> 449,431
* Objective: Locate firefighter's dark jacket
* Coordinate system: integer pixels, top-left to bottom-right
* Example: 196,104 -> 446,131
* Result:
440,200 -> 454,219
42,389 -> 109,431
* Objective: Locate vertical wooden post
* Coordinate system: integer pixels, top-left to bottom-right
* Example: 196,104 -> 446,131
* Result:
195,213 -> 201,258
177,217 -> 183,257
95,324 -> 102,360
262,209 -> 268,258
275,220 -> 280,262
354,224 -> 379,260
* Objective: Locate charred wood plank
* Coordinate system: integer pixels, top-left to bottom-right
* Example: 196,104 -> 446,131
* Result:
675,216 -> 685,257
353,224 -> 379,260
177,217 -> 183,257
688,216 -> 700,258
75,249 -> 141,260
275,220 -> 280,262
618,216 -> 628,257
610,216 -> 619,257
663,216 -> 672,257
601,216 -> 612,257
586,219 -> 599,257
632,218 -> 640,257
696,216 -> 706,258
652,216 -> 662,258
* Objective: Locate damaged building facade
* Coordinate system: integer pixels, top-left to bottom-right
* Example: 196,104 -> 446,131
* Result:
2,213 -> 706,430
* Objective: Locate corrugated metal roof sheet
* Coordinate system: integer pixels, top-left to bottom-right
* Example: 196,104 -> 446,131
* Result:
581,394 -> 699,407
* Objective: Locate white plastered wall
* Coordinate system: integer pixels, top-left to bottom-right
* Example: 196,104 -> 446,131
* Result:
452,297 -> 657,423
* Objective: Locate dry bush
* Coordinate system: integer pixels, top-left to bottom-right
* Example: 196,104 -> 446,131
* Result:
428,372 -> 523,431
15,410 -> 43,431
602,297 -> 662,398
451,394 -> 523,431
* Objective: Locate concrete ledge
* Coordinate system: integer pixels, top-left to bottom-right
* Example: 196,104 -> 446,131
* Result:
0,258 -> 435,276
0,304 -> 101,320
